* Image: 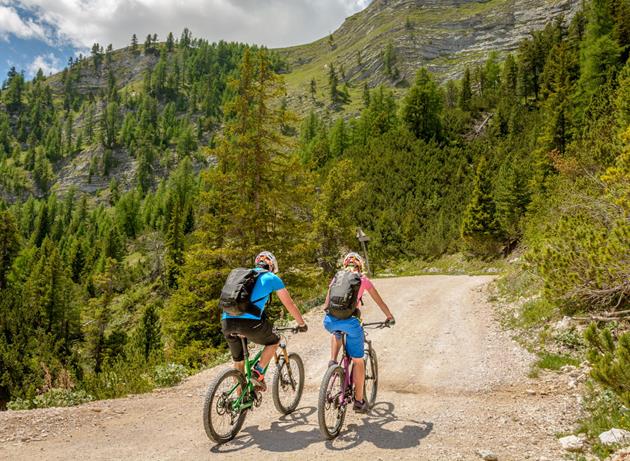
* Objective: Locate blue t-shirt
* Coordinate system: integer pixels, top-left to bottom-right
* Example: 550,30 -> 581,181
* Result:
222,268 -> 285,320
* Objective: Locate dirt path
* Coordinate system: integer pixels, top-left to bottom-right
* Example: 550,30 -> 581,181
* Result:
0,276 -> 578,460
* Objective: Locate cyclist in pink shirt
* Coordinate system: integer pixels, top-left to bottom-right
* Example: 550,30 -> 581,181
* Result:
323,252 -> 394,413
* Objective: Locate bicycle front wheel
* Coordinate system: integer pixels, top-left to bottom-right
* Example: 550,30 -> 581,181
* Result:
317,365 -> 347,439
364,346 -> 378,408
272,352 -> 305,414
202,368 -> 248,444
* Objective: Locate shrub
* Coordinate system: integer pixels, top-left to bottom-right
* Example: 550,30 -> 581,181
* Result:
584,323 -> 630,407
7,388 -> 93,410
153,363 -> 188,388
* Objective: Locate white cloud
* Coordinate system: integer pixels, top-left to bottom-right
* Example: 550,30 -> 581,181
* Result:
27,52 -> 60,76
0,4 -> 48,42
10,0 -> 372,50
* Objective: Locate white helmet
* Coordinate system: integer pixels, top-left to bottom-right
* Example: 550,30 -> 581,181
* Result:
255,251 -> 278,273
343,252 -> 364,272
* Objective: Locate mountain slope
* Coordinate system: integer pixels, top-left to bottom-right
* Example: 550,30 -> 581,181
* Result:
278,0 -> 581,113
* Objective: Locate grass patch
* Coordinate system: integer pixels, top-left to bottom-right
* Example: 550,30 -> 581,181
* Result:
535,352 -> 579,371
517,298 -> 556,328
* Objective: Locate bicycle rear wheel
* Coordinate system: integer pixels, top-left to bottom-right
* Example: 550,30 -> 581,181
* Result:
203,368 -> 248,443
317,365 -> 347,439
364,346 -> 378,408
272,352 -> 305,414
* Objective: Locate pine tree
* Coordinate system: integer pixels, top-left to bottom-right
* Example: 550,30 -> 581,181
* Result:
100,100 -> 119,149
459,67 -> 473,111
494,156 -> 530,246
32,202 -> 50,247
85,258 -> 118,373
362,82 -> 370,108
166,32 -> 175,52
309,78 -> 317,100
135,302 -> 162,361
131,34 -> 138,53
383,40 -> 399,80
401,68 -> 443,142
577,0 -> 623,113
311,159 -> 365,274
4,67 -> 25,113
461,157 -> 501,256
0,210 -> 20,289
540,42 -> 574,153
22,238 -> 79,355
329,63 -> 340,105
329,118 -> 348,158
164,198 -> 184,288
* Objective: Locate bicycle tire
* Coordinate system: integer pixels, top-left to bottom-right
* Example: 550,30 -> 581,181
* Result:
272,352 -> 305,414
364,345 -> 378,408
202,368 -> 249,443
317,365 -> 347,439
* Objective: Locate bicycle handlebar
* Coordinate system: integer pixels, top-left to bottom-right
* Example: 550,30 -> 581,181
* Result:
362,321 -> 393,329
274,326 -> 303,334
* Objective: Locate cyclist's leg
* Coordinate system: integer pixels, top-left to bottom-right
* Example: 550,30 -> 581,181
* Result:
352,358 -> 366,401
342,318 -> 366,402
221,319 -> 247,394
323,314 -> 343,362
222,319 -> 245,370
330,334 -> 342,362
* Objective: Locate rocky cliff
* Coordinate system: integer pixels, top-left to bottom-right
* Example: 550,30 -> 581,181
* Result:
279,0 -> 581,111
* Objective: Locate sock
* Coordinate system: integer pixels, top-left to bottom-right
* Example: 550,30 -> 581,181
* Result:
254,362 -> 265,375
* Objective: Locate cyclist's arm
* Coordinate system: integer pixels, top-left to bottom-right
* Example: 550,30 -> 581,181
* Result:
324,288 -> 330,309
276,288 -> 306,326
366,286 -> 394,320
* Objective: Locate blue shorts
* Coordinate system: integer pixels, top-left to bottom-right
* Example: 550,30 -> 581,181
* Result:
323,314 -> 364,358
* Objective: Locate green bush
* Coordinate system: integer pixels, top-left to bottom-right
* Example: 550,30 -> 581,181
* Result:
584,323 -> 630,407
7,388 -> 94,410
153,363 -> 188,387
82,361 -> 154,400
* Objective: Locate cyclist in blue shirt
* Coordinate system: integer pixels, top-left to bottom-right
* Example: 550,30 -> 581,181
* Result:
221,251 -> 307,391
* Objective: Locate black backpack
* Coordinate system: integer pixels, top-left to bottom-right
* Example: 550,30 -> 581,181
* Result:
218,268 -> 267,316
327,270 -> 362,319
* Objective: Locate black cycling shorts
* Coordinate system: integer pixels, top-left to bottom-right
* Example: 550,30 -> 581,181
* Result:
221,317 -> 280,362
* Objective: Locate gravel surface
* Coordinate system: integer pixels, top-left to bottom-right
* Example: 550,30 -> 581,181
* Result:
0,275 -> 581,460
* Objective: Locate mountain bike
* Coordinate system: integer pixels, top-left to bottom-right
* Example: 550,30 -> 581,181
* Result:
203,326 -> 305,444
317,321 -> 391,439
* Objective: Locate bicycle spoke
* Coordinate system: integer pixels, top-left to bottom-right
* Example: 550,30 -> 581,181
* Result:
204,370 -> 248,442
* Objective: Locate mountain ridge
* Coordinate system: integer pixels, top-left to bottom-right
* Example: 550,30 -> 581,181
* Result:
278,0 -> 581,114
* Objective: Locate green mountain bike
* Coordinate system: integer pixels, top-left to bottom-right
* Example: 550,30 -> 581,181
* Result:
203,326 -> 305,444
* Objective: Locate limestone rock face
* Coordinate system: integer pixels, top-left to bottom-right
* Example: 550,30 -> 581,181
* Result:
280,0 -> 581,85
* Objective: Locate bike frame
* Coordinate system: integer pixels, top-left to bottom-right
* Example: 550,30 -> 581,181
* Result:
333,321 -> 387,409
226,327 -> 297,412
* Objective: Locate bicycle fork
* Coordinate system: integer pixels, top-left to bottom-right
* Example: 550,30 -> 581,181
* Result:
274,340 -> 297,390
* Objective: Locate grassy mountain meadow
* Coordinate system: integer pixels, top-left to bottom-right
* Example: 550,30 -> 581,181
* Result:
0,0 -> 628,449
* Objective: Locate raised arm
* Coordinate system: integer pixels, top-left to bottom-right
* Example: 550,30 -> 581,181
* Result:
276,288 -> 307,326
367,285 -> 394,320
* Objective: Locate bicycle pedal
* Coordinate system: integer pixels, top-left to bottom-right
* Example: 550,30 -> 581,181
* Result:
253,390 -> 263,407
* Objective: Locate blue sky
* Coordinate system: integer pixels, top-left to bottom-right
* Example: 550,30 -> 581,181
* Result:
0,0 -> 371,83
